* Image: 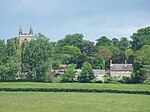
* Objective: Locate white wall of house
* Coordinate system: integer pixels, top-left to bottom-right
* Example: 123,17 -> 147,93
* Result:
110,71 -> 132,77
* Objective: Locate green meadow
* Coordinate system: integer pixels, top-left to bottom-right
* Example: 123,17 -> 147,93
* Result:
0,92 -> 150,112
0,82 -> 150,112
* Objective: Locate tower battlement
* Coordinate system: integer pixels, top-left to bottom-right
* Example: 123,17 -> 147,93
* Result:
19,25 -> 33,45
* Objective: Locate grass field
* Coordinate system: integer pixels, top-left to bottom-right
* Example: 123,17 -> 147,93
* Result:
0,92 -> 150,112
0,82 -> 150,91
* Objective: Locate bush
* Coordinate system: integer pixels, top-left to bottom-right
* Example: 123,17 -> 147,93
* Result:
52,77 -> 63,83
62,64 -> 76,82
104,76 -> 120,84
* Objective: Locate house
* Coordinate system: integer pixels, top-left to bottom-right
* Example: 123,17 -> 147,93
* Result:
110,60 -> 133,77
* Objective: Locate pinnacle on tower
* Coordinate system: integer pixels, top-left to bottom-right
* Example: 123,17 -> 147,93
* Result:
29,25 -> 33,35
19,25 -> 23,35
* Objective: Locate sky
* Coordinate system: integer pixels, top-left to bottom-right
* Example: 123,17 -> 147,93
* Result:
0,0 -> 150,42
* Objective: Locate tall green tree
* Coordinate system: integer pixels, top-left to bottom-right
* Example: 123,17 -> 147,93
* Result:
62,45 -> 81,64
78,62 -> 94,83
62,64 -> 76,82
0,39 -> 7,64
112,38 -> 119,47
91,54 -> 105,69
0,38 -> 19,81
21,33 -> 52,81
81,40 -> 98,57
135,45 -> 150,65
131,26 -> 150,50
131,61 -> 147,83
57,33 -> 84,50
96,36 -> 112,46
118,37 -> 129,52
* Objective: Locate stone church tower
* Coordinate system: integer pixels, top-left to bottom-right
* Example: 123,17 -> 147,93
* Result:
19,25 -> 33,45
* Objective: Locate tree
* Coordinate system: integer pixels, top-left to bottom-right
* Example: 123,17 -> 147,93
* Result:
0,39 -> 7,64
0,60 -> 19,81
21,33 -> 52,81
76,53 -> 88,68
96,36 -> 112,46
99,46 -> 113,62
78,62 -> 94,83
131,26 -> 150,50
0,38 -> 19,81
125,48 -> 134,63
92,54 -> 105,69
118,37 -> 129,52
57,33 -> 84,50
112,53 -> 126,64
99,46 -> 112,68
81,40 -> 98,57
112,38 -> 119,47
62,45 -> 81,64
135,45 -> 150,65
131,61 -> 147,83
62,64 -> 76,82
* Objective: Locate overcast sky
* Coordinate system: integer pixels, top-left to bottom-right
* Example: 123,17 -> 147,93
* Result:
0,0 -> 150,42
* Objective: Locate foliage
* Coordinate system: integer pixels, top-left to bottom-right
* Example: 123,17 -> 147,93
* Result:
78,62 -> 94,82
125,48 -> 134,63
96,36 -> 112,46
81,40 -> 98,56
131,26 -> 150,50
91,53 -> 105,69
0,82 -> 150,92
131,61 -> 147,83
62,45 -> 81,64
62,64 -> 76,82
135,45 -> 150,65
104,76 -> 120,84
21,33 -> 52,81
57,33 -> 84,49
1,26 -> 150,83
118,37 -> 129,52
112,38 -> 119,47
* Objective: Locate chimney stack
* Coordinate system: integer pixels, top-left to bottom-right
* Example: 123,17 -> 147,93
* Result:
125,60 -> 127,64
110,60 -> 112,65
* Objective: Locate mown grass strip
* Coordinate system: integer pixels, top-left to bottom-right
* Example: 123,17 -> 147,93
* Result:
0,88 -> 149,95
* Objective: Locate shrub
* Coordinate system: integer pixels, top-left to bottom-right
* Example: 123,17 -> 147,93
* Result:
62,64 -> 76,82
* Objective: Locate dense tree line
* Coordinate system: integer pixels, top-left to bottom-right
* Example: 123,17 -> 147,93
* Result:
0,27 -> 150,83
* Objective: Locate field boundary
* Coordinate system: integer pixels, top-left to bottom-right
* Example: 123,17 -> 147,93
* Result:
0,88 -> 150,95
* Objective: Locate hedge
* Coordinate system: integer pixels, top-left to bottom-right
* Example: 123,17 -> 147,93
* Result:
0,88 -> 149,95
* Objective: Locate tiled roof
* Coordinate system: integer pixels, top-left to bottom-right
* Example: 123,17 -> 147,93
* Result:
110,64 -> 133,71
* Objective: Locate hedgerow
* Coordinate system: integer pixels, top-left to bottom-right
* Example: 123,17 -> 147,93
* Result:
0,88 -> 149,95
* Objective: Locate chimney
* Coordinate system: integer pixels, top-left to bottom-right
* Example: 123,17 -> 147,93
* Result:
19,25 -> 23,35
110,60 -> 112,65
125,60 -> 127,64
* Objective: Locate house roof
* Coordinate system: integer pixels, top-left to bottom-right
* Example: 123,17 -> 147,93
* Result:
110,64 -> 133,71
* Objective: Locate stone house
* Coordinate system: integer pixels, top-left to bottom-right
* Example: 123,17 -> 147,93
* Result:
110,60 -> 133,77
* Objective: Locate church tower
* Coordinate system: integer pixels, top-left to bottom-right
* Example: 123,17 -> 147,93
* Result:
19,25 -> 33,46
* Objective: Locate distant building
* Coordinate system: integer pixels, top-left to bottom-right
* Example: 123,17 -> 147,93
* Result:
51,69 -> 105,78
110,60 -> 133,77
19,25 -> 33,46
76,69 -> 105,77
